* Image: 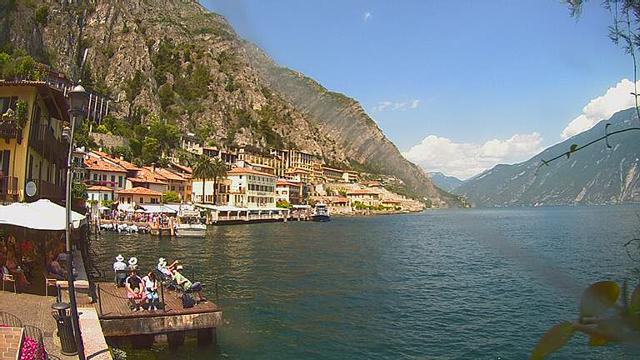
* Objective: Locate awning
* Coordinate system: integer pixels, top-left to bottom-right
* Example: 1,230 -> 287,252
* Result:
139,204 -> 177,214
0,199 -> 86,230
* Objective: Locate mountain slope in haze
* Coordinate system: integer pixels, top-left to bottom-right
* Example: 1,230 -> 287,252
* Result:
429,172 -> 464,192
1,0 -> 458,206
456,108 -> 640,207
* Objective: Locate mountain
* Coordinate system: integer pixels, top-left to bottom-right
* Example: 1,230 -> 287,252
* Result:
456,108 -> 640,207
0,0 -> 459,206
428,172 -> 464,192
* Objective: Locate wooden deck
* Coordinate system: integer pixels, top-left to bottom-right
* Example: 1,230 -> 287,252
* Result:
94,282 -> 222,337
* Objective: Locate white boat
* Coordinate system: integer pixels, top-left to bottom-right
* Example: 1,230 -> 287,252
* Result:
312,203 -> 331,222
175,206 -> 207,237
175,222 -> 207,237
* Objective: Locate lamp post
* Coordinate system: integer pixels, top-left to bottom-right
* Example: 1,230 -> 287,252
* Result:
65,84 -> 88,360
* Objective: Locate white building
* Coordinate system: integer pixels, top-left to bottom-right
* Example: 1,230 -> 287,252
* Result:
87,185 -> 114,205
227,167 -> 277,208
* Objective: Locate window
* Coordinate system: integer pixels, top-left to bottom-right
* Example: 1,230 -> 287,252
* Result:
103,194 -> 108,201
111,175 -> 116,184
93,174 -> 98,181
118,176 -> 123,188
140,197 -> 144,204
0,97 -> 17,114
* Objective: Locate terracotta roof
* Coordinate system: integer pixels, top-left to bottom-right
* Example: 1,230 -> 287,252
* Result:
277,180 -> 302,187
171,163 -> 193,174
347,189 -> 380,196
87,185 -> 114,192
228,167 -> 276,178
84,157 -> 127,173
91,151 -> 141,171
116,187 -> 162,196
145,167 -> 186,182
129,168 -> 168,185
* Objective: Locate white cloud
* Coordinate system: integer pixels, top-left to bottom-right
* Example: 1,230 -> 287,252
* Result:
363,12 -> 372,22
561,79 -> 639,139
403,133 -> 544,180
373,99 -> 420,112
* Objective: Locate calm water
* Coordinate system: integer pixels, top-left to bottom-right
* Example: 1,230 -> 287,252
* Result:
92,206 -> 640,359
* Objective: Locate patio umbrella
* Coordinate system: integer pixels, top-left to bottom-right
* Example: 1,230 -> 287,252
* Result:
0,199 -> 86,230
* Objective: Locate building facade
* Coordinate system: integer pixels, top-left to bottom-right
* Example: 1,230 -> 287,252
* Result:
227,167 -> 277,208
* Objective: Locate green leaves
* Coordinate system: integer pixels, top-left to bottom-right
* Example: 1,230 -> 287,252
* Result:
580,281 -> 621,318
531,322 -> 575,360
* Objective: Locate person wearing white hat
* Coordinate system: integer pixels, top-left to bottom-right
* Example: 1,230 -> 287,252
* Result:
113,255 -> 127,286
128,257 -> 139,271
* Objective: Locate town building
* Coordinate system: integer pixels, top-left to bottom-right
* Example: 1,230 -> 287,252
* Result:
84,156 -> 128,191
126,167 -> 168,194
322,166 -> 344,183
227,167 -> 277,208
342,170 -> 359,183
346,189 -> 381,207
276,179 -> 303,205
116,187 -> 162,205
87,185 -> 115,205
285,167 -> 312,184
147,167 -> 191,202
0,81 -> 70,202
191,178 -> 230,205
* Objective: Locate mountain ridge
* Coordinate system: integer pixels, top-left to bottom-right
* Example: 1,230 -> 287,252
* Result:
456,107 -> 640,206
1,0 -> 459,206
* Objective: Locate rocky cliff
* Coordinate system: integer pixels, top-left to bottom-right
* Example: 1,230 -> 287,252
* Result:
456,108 -> 640,206
0,0 -> 458,205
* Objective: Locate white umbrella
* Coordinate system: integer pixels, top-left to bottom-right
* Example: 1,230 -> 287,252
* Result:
0,199 -> 86,230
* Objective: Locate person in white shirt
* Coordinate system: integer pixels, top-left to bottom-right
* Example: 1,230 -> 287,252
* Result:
113,254 -> 127,286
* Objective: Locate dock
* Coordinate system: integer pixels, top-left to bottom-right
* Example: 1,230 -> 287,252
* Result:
95,283 -> 222,347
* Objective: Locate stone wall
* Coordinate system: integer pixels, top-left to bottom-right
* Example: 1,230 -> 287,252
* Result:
91,133 -> 130,149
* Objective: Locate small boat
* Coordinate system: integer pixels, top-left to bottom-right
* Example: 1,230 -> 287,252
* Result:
175,208 -> 207,237
312,203 -> 331,222
175,222 -> 207,237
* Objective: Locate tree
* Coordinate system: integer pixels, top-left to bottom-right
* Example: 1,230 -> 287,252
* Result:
192,155 -> 216,204
162,191 -> 181,204
210,158 -> 227,205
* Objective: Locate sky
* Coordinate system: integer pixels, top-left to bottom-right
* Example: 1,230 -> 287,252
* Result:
202,0 -> 635,179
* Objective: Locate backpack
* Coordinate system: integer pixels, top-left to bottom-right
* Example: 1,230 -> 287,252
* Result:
181,293 -> 196,309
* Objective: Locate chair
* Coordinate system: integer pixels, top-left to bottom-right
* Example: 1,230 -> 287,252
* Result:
22,325 -> 46,360
2,273 -> 16,294
0,311 -> 22,327
45,278 -> 58,297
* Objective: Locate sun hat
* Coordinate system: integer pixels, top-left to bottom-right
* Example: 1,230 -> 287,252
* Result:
116,254 -> 124,262
176,265 -> 184,270
158,257 -> 166,266
128,257 -> 138,266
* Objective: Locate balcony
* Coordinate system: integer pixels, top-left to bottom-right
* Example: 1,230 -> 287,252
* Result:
0,176 -> 19,202
0,120 -> 23,143
29,123 -> 68,164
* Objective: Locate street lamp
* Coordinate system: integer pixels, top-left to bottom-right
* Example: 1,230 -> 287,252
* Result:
66,84 -> 88,360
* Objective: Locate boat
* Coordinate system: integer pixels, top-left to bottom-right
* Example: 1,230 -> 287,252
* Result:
175,207 -> 207,237
312,203 -> 331,222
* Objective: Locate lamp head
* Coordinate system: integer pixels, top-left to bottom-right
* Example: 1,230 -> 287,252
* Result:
68,84 -> 88,119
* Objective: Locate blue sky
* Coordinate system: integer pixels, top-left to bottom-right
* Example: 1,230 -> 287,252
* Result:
202,0 -> 633,179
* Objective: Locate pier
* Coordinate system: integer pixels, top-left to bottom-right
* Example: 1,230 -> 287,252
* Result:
94,283 -> 222,347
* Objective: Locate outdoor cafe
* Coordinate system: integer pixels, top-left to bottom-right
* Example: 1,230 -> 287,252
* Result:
0,200 -> 87,295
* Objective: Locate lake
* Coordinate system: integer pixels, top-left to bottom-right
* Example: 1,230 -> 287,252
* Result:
91,206 -> 640,359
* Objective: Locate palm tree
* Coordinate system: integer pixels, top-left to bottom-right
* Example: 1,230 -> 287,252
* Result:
211,159 -> 227,205
192,155 -> 216,203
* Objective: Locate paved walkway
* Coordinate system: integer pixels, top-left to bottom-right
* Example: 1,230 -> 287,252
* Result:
0,292 -> 76,360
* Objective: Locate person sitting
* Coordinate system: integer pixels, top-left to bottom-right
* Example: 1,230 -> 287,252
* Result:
124,269 -> 145,311
47,253 -> 67,280
128,257 -> 139,271
5,252 -> 29,289
142,271 -> 160,310
157,258 -> 179,278
113,254 -> 127,286
172,265 -> 206,302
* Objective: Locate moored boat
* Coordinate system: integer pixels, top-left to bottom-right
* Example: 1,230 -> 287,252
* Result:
312,203 -> 331,222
